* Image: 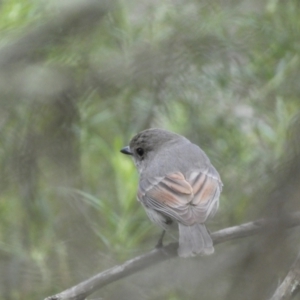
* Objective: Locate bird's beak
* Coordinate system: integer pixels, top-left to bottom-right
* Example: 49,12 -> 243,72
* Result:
120,146 -> 133,155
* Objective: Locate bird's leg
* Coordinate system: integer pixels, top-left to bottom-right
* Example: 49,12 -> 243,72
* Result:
155,230 -> 166,248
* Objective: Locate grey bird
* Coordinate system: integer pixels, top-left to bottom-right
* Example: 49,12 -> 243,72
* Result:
120,128 -> 222,257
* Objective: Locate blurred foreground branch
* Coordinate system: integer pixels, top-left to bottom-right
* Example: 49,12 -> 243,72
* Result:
45,212 -> 300,300
269,250 -> 300,300
0,0 -> 113,68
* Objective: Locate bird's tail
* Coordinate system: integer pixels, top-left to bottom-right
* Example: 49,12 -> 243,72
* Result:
178,223 -> 214,257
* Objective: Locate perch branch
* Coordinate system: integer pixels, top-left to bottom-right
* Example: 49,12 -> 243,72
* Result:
45,212 -> 300,300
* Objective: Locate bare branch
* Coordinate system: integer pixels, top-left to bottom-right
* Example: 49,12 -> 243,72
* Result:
45,212 -> 300,300
269,250 -> 300,300
211,212 -> 300,245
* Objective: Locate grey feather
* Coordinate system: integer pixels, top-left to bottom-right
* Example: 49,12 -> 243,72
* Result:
178,223 -> 214,257
122,128 -> 222,257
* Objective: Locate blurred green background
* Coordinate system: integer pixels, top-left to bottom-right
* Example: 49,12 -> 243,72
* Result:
0,0 -> 300,299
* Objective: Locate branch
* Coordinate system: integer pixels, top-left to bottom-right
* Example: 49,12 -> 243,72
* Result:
269,250 -> 300,300
45,212 -> 300,300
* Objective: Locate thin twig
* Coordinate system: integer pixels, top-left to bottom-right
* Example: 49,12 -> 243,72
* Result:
45,212 -> 300,300
269,250 -> 300,300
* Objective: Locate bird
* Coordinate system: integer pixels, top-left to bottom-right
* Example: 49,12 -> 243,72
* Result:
120,128 -> 222,257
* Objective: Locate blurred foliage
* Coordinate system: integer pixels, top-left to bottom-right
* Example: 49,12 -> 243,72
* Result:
0,0 -> 300,299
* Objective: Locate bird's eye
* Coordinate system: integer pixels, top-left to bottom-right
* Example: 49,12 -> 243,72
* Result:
136,148 -> 144,156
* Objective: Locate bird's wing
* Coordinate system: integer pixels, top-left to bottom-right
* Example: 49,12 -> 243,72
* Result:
138,166 -> 222,225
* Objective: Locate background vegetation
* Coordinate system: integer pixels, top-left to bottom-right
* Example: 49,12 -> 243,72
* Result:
0,0 -> 299,299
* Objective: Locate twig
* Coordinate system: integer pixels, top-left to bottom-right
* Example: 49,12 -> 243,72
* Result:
45,212 -> 300,300
269,250 -> 300,300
